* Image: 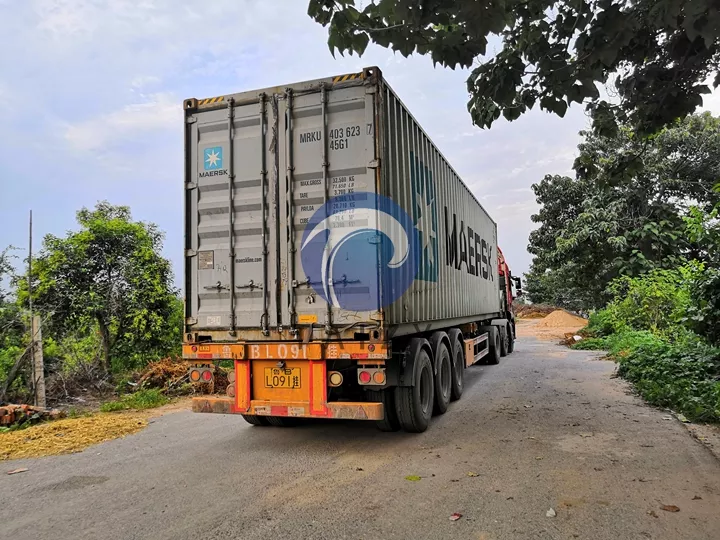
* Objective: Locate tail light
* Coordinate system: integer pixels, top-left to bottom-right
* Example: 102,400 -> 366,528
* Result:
358,368 -> 385,386
189,367 -> 213,383
328,371 -> 343,387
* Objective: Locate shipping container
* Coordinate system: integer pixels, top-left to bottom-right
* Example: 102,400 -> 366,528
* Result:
183,68 -> 522,432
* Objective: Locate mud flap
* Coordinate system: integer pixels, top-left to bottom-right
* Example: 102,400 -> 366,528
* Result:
397,337 -> 430,387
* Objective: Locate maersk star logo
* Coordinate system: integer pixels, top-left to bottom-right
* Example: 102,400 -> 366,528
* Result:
204,147 -> 223,170
410,152 -> 439,282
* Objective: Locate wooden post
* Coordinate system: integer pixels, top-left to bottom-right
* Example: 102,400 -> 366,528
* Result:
31,316 -> 45,408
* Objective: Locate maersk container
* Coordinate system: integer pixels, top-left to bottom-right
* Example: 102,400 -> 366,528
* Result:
183,67 -> 501,343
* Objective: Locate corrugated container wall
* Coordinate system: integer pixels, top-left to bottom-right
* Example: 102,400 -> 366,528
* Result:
378,83 -> 500,334
184,68 -> 500,342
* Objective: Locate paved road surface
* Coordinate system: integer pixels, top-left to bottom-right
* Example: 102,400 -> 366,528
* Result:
2,334 -> 719,540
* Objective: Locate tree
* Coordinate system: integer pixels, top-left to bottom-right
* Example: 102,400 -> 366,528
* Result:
0,247 -> 27,399
526,113 -> 720,308
0,247 -> 16,304
308,0 -> 720,136
23,202 -> 178,374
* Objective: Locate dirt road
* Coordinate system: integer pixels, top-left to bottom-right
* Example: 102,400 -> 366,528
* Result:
2,330 -> 719,540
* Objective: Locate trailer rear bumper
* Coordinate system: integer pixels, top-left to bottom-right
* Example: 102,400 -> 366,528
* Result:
192,396 -> 383,420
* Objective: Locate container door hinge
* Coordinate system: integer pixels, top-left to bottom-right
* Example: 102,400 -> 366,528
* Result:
185,317 -> 198,325
186,249 -> 197,257
186,116 -> 198,125
368,159 -> 380,169
186,182 -> 198,190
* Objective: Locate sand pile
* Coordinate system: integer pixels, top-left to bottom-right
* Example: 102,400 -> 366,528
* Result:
536,310 -> 588,328
515,304 -> 557,319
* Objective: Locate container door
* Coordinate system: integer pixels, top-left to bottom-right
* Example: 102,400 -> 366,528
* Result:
277,84 -> 383,332
186,97 -> 278,334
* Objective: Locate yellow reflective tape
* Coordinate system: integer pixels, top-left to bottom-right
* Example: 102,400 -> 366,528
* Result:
199,96 -> 224,106
333,72 -> 364,84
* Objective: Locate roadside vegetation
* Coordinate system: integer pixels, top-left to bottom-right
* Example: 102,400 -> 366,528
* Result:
0,203 -> 184,411
524,114 -> 720,423
574,266 -> 720,422
99,389 -> 169,413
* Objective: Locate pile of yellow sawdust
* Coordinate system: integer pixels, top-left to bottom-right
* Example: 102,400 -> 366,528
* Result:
0,412 -> 148,461
536,310 -> 588,328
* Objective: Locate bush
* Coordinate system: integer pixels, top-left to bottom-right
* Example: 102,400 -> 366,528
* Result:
689,267 -> 720,346
603,264 -> 701,335
583,309 -> 627,338
100,389 -> 168,412
617,339 -> 720,422
576,329 -> 720,422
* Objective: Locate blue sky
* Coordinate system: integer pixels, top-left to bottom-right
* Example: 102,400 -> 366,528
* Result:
1,1 -> 718,284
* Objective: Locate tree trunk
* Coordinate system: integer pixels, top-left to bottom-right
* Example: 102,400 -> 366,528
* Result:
0,345 -> 31,402
97,317 -> 112,374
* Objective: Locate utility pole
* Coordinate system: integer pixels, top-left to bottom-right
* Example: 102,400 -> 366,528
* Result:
28,210 -> 45,408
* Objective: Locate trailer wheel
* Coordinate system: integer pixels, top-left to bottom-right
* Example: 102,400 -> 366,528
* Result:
432,341 -> 451,415
395,349 -> 434,433
266,416 -> 299,427
487,327 -> 501,365
448,331 -> 465,401
499,325 -> 509,357
242,414 -> 270,426
366,389 -> 401,432
507,323 -> 515,354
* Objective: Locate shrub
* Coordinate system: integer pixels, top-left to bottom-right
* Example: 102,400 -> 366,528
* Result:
689,267 -> 720,346
617,340 -> 720,422
576,329 -> 720,421
604,263 -> 701,334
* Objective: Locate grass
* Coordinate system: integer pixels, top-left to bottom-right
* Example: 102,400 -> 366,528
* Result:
574,330 -> 720,422
99,388 -> 169,413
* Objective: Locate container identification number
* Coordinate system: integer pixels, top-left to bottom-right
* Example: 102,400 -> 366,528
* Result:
330,125 -> 361,151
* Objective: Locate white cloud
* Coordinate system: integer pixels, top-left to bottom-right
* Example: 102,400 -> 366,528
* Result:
130,75 -> 161,90
64,92 -> 180,151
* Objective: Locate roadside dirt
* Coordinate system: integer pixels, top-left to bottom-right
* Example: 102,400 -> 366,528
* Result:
517,311 -> 588,341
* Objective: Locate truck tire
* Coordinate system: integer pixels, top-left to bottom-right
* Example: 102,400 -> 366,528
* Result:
432,341 -> 451,415
507,322 -> 515,354
395,348 -> 434,433
447,329 -> 464,402
486,327 -> 501,365
266,416 -> 299,427
242,414 -> 270,426
366,389 -> 401,432
499,325 -> 509,357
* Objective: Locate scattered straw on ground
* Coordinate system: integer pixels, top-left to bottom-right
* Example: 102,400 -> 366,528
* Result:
0,412 -> 148,461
